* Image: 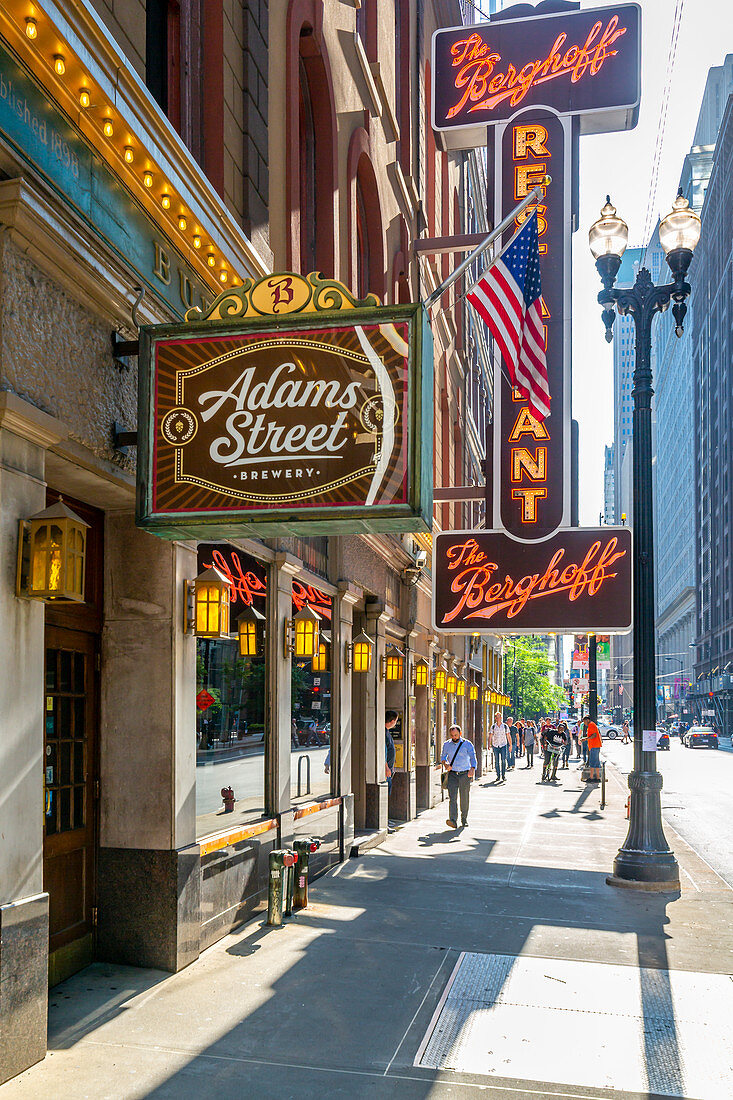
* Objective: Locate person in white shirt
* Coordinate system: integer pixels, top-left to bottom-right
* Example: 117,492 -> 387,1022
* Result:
489,712 -> 510,782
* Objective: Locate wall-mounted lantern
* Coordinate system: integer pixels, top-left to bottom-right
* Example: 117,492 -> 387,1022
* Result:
346,631 -> 374,673
185,566 -> 233,638
285,604 -> 321,659
433,665 -> 447,691
483,689 -> 491,705
236,603 -> 265,657
312,630 -> 331,672
413,659 -> 430,689
17,499 -> 89,602
381,644 -> 405,682
457,678 -> 466,697
446,673 -> 457,695
470,684 -> 479,701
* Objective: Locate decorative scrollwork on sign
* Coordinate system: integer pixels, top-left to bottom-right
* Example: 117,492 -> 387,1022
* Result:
185,271 -> 380,323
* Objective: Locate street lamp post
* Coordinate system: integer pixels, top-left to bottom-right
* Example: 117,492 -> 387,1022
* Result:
589,192 -> 700,890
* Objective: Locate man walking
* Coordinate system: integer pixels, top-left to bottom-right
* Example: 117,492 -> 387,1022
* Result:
440,724 -> 477,828
541,725 -> 567,782
489,711 -> 510,783
523,721 -> 536,767
582,715 -> 602,782
506,715 -> 516,770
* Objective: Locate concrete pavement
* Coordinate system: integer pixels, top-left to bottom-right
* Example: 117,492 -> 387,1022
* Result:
4,752 -> 732,1099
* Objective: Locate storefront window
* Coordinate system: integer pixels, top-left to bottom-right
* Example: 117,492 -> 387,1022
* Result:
195,545 -> 268,837
291,581 -> 333,803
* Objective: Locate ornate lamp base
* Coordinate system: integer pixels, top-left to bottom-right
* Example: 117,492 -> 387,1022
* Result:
607,770 -> 680,891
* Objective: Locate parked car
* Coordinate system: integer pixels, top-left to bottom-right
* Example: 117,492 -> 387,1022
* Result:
599,721 -> 620,739
682,725 -> 718,749
296,719 -> 328,747
656,729 -> 670,751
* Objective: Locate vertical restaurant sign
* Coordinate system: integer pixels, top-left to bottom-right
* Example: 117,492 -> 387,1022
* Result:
432,527 -> 632,634
137,300 -> 433,538
431,4 -> 641,150
499,113 -> 565,537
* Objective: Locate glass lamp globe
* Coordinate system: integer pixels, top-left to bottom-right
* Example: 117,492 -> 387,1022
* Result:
588,197 -> 629,260
659,191 -> 701,256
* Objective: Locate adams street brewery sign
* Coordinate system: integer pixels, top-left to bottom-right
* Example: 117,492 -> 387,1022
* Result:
137,272 -> 433,538
433,528 -> 632,634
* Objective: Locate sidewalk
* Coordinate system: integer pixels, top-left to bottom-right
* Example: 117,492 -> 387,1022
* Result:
5,756 -> 733,1100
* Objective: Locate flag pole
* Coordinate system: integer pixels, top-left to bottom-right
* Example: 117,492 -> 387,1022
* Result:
423,175 -> 551,309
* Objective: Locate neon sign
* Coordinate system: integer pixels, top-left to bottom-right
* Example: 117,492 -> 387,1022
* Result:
433,528 -> 632,634
197,544 -> 333,621
447,16 -> 628,119
431,4 -> 641,150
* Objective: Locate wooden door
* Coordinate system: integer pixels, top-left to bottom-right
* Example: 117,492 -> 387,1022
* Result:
44,627 -> 98,986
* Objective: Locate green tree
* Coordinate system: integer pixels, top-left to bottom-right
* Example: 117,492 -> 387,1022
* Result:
504,636 -> 566,719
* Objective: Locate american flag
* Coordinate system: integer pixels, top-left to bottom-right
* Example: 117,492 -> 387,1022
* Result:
466,212 -> 550,421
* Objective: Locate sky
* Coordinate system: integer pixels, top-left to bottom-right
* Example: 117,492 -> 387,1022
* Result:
566,0 -> 733,522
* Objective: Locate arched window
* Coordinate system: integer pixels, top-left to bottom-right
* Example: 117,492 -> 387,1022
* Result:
355,176 -> 371,300
349,144 -> 384,300
286,5 -> 336,275
299,56 -> 317,273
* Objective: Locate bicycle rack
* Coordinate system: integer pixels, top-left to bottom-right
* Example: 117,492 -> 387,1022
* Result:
297,754 -> 311,797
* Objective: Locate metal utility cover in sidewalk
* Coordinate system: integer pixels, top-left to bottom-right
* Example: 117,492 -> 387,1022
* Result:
415,951 -> 733,1098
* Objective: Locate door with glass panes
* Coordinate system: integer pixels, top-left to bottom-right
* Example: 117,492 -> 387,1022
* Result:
44,627 -> 98,985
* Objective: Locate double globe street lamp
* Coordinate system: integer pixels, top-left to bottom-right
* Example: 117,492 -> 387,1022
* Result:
589,191 -> 701,889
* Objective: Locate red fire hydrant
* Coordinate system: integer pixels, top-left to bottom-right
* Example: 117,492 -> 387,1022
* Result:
221,786 -> 235,812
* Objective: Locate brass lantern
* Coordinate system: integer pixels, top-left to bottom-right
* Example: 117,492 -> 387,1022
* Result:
446,673 -> 457,695
381,644 -> 405,681
286,604 -> 321,658
470,684 -> 479,701
347,631 -> 373,673
483,689 -> 491,705
236,603 -> 265,657
23,499 -> 89,602
457,678 -> 466,697
312,630 -> 330,673
187,567 -> 232,638
433,665 -> 447,692
413,659 -> 429,689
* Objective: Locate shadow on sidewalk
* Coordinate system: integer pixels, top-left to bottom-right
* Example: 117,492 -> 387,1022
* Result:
40,789 -> 693,1099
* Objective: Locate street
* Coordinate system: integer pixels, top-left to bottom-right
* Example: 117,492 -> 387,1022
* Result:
601,735 -> 733,888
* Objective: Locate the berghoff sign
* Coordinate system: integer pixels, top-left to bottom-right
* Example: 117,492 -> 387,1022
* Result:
137,274 -> 433,538
432,3 -> 641,149
432,527 -> 632,633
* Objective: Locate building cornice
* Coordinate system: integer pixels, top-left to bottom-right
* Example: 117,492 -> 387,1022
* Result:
0,0 -> 269,288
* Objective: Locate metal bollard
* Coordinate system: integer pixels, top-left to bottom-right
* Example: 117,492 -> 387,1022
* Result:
292,838 -> 321,910
283,854 -> 296,918
600,762 -> 607,809
267,849 -> 296,927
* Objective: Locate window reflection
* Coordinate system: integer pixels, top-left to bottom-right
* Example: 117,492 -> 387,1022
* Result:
291,586 -> 333,803
195,640 -> 266,836
195,545 -> 268,838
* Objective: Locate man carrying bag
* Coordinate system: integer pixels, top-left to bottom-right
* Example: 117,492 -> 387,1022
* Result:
439,724 -> 477,829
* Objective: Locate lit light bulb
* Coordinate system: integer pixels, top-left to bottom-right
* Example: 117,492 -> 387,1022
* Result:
161,193 -> 171,209
103,119 -> 114,138
53,55 -> 66,76
79,87 -> 91,108
178,215 -> 187,231
124,146 -> 134,163
206,253 -> 216,267
143,171 -> 153,188
219,270 -> 228,283
25,18 -> 38,39
192,235 -> 202,249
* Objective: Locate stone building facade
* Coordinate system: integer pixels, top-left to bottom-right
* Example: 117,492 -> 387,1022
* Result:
0,0 -> 503,1082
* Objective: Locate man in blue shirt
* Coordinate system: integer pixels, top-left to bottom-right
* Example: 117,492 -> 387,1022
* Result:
440,724 -> 477,828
